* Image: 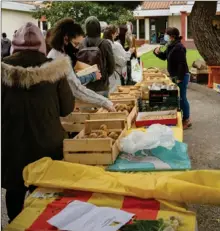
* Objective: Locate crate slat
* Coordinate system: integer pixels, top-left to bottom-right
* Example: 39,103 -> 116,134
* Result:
61,123 -> 84,132
63,138 -> 112,152
64,152 -> 113,165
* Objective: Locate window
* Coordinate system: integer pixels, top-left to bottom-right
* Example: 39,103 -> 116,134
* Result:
187,16 -> 193,39
139,19 -> 145,39
213,15 -> 220,30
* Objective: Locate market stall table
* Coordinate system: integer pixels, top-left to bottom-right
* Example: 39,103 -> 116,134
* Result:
4,69 -> 187,230
4,188 -> 197,231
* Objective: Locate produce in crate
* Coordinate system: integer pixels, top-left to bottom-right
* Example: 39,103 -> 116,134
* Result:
118,86 -> 140,93
80,124 -> 120,144
100,103 -> 134,115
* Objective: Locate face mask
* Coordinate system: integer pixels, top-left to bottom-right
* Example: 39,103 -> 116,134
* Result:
164,34 -> 170,42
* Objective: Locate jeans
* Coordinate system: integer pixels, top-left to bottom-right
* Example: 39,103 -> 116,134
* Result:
177,73 -> 190,120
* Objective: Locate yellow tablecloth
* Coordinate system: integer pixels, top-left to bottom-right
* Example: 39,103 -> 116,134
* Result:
23,158 -> 220,205
4,188 -> 197,231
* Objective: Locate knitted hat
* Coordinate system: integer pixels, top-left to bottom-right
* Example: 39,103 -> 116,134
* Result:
11,22 -> 46,55
85,16 -> 101,37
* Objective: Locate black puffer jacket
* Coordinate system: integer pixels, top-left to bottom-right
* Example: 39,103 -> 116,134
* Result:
154,40 -> 189,81
1,50 -> 74,190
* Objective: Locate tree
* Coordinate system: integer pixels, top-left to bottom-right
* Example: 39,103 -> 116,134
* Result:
32,1 -> 134,27
190,1 -> 220,66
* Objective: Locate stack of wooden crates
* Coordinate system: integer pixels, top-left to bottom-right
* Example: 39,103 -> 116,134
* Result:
61,98 -> 138,165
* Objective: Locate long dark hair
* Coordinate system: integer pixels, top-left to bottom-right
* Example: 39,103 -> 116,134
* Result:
117,25 -> 128,48
166,27 -> 182,41
103,25 -> 118,42
50,18 -> 84,52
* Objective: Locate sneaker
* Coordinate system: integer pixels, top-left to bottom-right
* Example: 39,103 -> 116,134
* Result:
183,119 -> 192,130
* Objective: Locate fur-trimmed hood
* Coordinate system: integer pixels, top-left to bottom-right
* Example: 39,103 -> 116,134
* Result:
1,56 -> 72,88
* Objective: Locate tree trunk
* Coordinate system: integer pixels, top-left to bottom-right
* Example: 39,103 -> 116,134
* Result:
190,1 -> 220,66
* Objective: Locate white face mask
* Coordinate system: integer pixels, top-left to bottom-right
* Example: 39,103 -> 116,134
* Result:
164,34 -> 170,42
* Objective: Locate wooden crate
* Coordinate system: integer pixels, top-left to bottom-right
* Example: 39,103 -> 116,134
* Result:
97,99 -> 138,129
63,119 -> 126,165
117,85 -> 141,93
61,100 -> 137,132
61,113 -> 90,132
143,67 -> 160,73
109,92 -> 139,100
74,100 -> 100,113
143,73 -> 167,80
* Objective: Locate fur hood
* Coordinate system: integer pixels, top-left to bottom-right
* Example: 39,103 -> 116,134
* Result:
1,56 -> 72,88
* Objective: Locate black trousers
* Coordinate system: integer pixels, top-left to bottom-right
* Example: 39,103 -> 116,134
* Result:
5,186 -> 36,223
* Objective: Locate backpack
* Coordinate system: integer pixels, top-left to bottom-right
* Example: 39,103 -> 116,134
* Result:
77,38 -> 104,72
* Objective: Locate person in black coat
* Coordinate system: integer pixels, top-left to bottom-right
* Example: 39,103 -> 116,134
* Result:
1,22 -> 74,222
154,27 -> 191,129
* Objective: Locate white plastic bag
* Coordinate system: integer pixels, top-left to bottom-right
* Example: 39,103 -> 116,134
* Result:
131,58 -> 143,83
120,124 -> 175,155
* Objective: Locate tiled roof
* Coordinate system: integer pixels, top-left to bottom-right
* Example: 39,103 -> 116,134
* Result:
171,1 -> 187,6
141,1 -> 170,10
141,1 -> 187,10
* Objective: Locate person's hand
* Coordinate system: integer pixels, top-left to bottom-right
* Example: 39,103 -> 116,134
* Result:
95,71 -> 102,80
129,47 -> 135,54
154,47 -> 160,55
108,105 -> 116,112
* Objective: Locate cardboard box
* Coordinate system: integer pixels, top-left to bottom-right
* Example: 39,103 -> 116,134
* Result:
135,110 -> 177,127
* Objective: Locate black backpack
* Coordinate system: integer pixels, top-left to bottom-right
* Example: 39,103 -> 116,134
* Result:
77,39 -> 104,72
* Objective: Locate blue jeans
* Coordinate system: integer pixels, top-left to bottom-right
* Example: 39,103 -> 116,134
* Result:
177,74 -> 190,120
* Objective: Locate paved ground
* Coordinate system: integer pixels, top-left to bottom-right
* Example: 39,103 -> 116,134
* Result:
184,83 -> 220,231
1,83 -> 220,230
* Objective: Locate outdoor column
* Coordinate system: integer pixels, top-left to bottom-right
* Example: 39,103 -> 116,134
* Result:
136,19 -> 140,40
180,11 -> 187,45
144,18 -> 150,42
48,22 -> 51,29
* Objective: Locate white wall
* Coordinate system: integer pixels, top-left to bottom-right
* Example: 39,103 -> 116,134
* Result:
168,15 -> 181,32
2,9 -> 38,40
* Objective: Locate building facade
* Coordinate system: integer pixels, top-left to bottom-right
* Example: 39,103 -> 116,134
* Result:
133,1 -> 220,48
1,1 -> 50,40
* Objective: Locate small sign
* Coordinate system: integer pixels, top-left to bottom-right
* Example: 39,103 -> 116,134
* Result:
151,25 -> 155,30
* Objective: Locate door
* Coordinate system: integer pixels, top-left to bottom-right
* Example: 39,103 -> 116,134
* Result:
149,18 -> 157,44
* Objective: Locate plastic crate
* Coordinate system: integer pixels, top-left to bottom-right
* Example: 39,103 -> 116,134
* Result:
208,66 -> 220,88
137,98 -> 180,112
213,83 -> 220,93
149,89 -> 179,108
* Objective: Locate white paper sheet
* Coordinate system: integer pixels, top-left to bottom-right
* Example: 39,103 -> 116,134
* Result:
48,200 -> 134,231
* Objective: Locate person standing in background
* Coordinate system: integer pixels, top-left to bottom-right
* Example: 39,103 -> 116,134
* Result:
116,25 -> 136,85
78,16 -> 115,97
104,25 -> 135,91
154,27 -> 191,129
1,33 -> 11,59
